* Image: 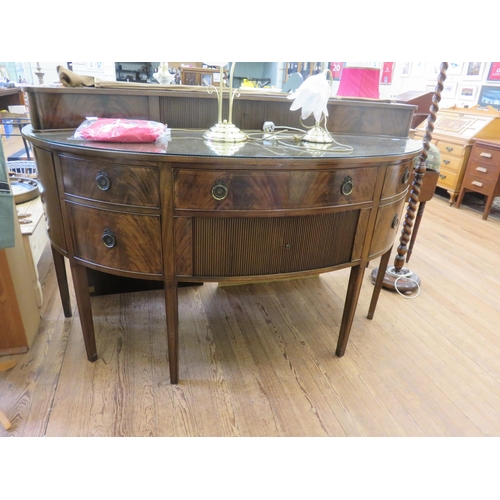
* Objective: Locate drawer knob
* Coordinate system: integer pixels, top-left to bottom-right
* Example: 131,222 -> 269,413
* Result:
211,180 -> 228,201
446,146 -> 454,152
102,228 -> 117,248
341,176 -> 354,196
402,167 -> 410,184
391,214 -> 399,229
480,152 -> 492,159
439,174 -> 447,179
443,159 -> 450,165
96,170 -> 111,191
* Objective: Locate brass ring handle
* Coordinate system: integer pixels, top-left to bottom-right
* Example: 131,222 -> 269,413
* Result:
211,180 -> 228,201
402,167 -> 410,184
102,228 -> 116,248
341,176 -> 354,196
96,170 -> 111,191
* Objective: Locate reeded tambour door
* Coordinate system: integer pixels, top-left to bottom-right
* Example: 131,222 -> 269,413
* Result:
190,211 -> 360,278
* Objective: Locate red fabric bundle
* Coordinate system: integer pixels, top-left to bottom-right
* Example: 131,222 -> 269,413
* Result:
74,118 -> 168,143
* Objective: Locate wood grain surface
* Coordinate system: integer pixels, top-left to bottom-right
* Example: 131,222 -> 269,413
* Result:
1,194 -> 500,436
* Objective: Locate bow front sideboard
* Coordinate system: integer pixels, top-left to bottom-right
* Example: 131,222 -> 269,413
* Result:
21,86 -> 421,383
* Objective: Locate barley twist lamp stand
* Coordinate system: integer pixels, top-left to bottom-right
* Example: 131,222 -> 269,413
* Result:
369,62 -> 448,306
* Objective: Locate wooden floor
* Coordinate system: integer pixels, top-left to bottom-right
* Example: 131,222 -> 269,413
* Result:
1,164 -> 500,436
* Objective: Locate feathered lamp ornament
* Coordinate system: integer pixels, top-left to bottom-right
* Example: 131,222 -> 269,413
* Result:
288,70 -> 334,143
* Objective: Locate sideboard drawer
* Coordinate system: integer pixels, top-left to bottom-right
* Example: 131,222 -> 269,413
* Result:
60,155 -> 160,208
174,167 -> 377,211
66,203 -> 162,275
380,161 -> 413,200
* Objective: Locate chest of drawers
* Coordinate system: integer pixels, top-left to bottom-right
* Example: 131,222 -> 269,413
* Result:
413,105 -> 500,204
456,139 -> 500,220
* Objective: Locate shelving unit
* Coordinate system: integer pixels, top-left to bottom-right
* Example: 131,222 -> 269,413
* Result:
115,62 -> 153,83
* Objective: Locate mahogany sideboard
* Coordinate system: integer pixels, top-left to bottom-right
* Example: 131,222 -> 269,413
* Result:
21,86 -> 421,383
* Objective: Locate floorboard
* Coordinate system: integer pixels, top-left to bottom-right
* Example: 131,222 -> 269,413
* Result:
1,193 -> 500,437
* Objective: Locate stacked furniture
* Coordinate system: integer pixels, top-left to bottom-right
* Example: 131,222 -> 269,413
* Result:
413,104 -> 500,204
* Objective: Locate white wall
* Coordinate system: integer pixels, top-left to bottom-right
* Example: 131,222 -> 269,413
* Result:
334,62 -> 499,109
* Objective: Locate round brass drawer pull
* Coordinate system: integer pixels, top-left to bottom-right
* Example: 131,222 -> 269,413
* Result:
96,170 -> 111,191
102,228 -> 116,248
341,176 -> 354,196
211,180 -> 228,201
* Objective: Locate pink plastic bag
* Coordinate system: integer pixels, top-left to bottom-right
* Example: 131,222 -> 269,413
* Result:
73,118 -> 169,143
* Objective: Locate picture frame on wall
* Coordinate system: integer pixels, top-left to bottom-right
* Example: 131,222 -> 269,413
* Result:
380,62 -> 394,85
412,62 -> 425,77
458,84 -> 478,101
442,82 -> 457,98
464,62 -> 484,80
487,63 -> 500,82
478,85 -> 500,109
447,62 -> 463,75
400,62 -> 412,77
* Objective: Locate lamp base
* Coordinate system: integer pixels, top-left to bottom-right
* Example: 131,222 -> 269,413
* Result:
301,125 -> 334,144
371,266 -> 421,293
203,120 -> 247,143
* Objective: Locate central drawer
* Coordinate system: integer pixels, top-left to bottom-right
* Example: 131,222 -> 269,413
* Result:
174,167 -> 377,211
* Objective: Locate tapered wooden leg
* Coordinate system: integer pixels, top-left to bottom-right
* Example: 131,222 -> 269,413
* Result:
336,264 -> 366,357
69,261 -> 97,362
51,246 -> 72,318
367,247 -> 393,320
165,281 -> 179,384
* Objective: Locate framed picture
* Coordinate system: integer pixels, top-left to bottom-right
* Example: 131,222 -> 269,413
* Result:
400,62 -> 412,77
487,63 -> 500,81
464,62 -> 484,80
412,62 -> 425,77
448,62 -> 463,75
458,84 -> 478,101
478,85 -> 500,109
329,62 -> 344,80
442,82 -> 457,98
380,62 -> 394,85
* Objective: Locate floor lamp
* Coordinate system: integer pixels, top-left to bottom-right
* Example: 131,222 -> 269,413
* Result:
369,62 -> 449,305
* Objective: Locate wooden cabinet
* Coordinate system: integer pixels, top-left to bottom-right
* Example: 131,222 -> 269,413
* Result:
456,139 -> 500,220
21,86 -> 421,384
413,104 -> 500,204
180,67 -> 219,86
